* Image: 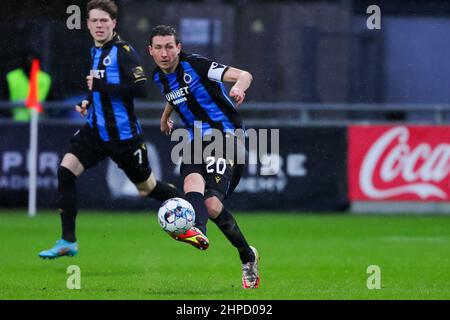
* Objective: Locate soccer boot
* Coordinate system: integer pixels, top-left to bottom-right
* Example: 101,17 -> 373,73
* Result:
168,227 -> 209,250
242,246 -> 260,289
38,239 -> 78,259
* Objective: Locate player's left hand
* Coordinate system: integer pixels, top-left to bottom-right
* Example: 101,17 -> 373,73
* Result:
161,118 -> 174,136
86,72 -> 101,91
230,87 -> 246,107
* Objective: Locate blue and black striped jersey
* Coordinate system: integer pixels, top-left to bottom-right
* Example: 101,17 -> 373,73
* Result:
87,34 -> 147,143
152,52 -> 243,137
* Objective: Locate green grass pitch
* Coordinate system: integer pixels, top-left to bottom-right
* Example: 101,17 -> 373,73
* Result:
0,210 -> 450,299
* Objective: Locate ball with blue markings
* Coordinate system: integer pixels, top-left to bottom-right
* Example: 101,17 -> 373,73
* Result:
157,197 -> 195,235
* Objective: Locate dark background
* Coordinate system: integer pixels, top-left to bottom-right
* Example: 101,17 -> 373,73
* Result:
1,0 -> 450,104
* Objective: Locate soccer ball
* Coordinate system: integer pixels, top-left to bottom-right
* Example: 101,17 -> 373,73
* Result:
157,197 -> 195,235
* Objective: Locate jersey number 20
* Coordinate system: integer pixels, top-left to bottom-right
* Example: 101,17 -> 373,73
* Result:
206,157 -> 226,175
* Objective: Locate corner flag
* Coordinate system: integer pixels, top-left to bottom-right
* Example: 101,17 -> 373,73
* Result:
25,59 -> 43,112
26,58 -> 42,217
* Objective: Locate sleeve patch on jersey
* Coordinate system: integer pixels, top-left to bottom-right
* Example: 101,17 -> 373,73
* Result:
133,66 -> 145,79
207,62 -> 227,82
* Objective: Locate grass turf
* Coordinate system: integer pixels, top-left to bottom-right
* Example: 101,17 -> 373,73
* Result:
0,210 -> 450,300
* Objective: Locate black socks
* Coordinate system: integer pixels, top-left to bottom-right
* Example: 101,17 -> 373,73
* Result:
57,167 -> 77,243
148,181 -> 184,202
185,192 -> 209,234
211,208 -> 255,264
57,169 -> 183,243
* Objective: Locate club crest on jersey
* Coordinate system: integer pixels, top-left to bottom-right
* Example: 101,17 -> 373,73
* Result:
183,73 -> 192,84
103,55 -> 112,66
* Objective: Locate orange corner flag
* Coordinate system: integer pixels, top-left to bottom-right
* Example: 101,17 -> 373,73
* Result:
25,59 -> 43,112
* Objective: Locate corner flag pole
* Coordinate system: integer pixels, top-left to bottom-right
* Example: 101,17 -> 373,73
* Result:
26,59 -> 42,217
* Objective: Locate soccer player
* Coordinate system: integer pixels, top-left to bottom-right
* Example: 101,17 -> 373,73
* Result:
148,25 -> 260,289
38,1 -> 183,259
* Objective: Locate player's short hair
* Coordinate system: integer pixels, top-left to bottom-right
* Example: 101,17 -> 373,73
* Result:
149,25 -> 180,45
87,0 -> 118,20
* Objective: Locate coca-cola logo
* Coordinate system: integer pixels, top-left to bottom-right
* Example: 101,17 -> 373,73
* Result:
359,126 -> 450,199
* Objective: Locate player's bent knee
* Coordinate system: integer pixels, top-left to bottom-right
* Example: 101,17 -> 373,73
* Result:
136,183 -> 155,197
136,174 -> 156,197
60,153 -> 84,177
205,197 -> 223,219
184,173 -> 204,194
183,177 -> 197,191
138,189 -> 150,197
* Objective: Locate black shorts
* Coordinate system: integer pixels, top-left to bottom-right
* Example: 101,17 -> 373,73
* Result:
68,124 -> 152,184
180,133 -> 247,201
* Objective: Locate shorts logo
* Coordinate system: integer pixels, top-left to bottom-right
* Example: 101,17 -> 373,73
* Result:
215,176 -> 222,183
183,73 -> 192,84
103,55 -> 112,66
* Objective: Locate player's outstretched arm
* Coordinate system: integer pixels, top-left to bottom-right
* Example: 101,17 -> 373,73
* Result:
223,67 -> 253,106
160,102 -> 174,135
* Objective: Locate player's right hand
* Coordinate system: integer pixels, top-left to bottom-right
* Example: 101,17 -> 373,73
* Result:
75,100 -> 89,117
230,86 -> 246,107
161,118 -> 174,136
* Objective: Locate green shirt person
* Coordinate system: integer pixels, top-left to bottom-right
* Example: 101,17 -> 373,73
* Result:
5,50 -> 52,121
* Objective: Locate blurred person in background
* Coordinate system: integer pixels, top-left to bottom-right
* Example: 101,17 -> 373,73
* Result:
38,0 -> 184,260
1,49 -> 53,120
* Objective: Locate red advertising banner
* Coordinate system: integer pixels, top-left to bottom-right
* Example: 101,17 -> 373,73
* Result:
348,125 -> 450,201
